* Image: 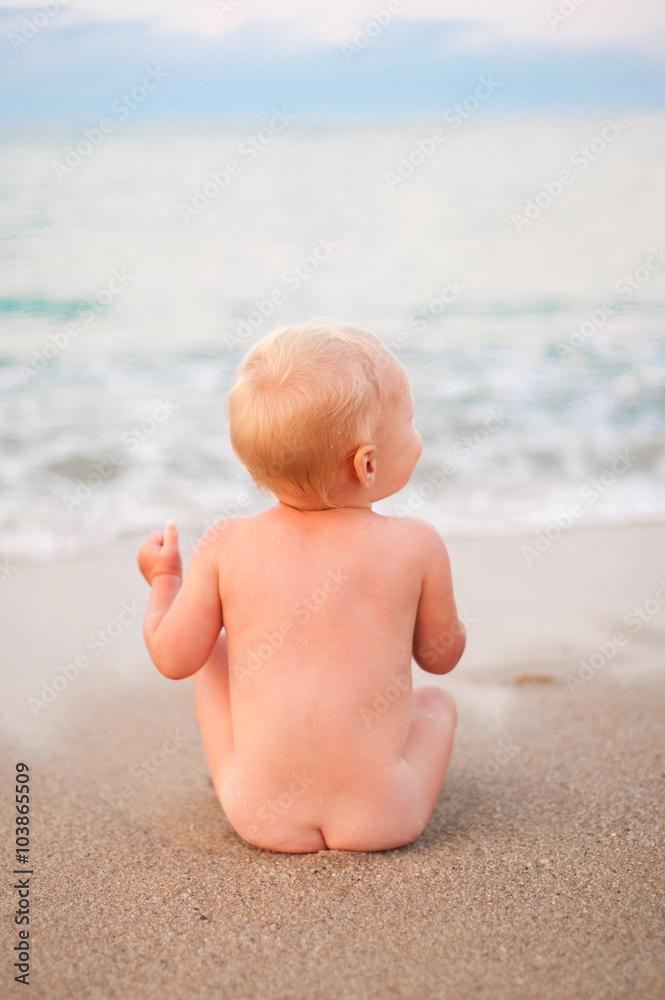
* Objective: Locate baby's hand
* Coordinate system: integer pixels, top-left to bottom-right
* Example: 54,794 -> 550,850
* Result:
137,520 -> 182,586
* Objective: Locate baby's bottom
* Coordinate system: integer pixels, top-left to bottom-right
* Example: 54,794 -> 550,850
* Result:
193,634 -> 457,853
319,687 -> 457,852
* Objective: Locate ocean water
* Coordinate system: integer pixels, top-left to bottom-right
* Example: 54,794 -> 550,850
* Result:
1,114 -> 664,561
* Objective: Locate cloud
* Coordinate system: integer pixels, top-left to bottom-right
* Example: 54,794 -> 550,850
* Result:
1,0 -> 665,51
1,1 -> 663,121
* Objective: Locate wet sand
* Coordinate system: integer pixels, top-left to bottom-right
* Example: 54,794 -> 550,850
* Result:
1,521 -> 664,999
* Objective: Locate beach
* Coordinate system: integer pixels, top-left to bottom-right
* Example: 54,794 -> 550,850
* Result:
2,12 -> 665,997
2,520 -> 664,999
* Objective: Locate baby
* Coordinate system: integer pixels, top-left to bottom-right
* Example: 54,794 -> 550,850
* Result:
138,321 -> 465,853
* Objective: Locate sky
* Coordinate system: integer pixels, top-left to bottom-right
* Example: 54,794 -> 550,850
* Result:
0,0 -> 664,122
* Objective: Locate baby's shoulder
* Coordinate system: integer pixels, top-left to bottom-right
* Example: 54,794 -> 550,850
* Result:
192,513 -> 249,559
377,511 -> 439,537
374,513 -> 445,557
200,513 -> 244,539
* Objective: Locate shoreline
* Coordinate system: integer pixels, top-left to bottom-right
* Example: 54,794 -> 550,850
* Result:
4,509 -> 665,567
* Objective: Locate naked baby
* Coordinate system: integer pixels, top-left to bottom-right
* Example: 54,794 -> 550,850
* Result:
137,322 -> 465,853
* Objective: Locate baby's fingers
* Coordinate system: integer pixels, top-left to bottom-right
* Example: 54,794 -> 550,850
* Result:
137,530 -> 165,581
137,522 -> 182,584
142,530 -> 165,551
154,519 -> 182,577
163,519 -> 179,549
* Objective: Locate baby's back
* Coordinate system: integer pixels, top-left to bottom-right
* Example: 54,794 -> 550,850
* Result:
214,504 -> 425,838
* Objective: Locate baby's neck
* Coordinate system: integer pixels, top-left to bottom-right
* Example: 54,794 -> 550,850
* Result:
276,499 -> 372,514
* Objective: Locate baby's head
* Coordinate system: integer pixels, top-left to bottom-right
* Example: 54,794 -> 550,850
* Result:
227,321 -> 411,508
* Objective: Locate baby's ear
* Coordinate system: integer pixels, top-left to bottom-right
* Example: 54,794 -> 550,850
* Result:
353,445 -> 376,488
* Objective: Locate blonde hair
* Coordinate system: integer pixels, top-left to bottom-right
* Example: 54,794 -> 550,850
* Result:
227,321 -> 399,507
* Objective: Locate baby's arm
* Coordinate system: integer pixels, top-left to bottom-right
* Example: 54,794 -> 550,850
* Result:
410,519 -> 466,674
137,520 -> 222,680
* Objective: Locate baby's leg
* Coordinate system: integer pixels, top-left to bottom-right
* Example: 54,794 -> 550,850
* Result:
324,686 -> 456,852
193,632 -> 234,793
403,685 -> 457,824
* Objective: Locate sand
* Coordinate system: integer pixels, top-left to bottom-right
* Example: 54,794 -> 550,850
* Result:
1,521 -> 664,999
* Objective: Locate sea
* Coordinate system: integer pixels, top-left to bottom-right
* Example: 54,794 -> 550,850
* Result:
1,113 -> 664,563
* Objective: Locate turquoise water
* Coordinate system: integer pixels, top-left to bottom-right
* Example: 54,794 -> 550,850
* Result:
1,116 -> 664,559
